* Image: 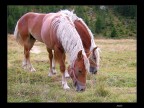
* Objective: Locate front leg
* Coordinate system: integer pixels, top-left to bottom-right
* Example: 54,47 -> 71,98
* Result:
54,48 -> 70,90
52,51 -> 69,77
61,65 -> 70,90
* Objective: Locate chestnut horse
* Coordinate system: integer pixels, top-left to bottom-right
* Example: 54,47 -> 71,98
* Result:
14,12 -> 90,91
49,10 -> 100,75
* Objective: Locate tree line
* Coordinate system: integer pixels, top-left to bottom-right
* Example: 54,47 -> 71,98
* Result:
7,5 -> 137,38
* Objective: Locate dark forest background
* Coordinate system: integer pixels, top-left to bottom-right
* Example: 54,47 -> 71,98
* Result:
7,5 -> 137,38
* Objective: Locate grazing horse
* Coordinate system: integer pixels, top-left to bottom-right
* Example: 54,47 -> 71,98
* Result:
56,10 -> 100,74
14,12 -> 90,91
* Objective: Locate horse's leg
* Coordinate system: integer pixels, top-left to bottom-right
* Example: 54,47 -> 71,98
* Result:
62,54 -> 70,78
47,48 -> 55,76
64,68 -> 70,78
51,50 -> 69,77
51,50 -> 57,74
55,49 -> 70,89
22,35 -> 36,72
49,50 -> 70,77
60,54 -> 70,89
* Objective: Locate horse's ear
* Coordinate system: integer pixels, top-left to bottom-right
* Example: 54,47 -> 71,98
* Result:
77,50 -> 83,60
93,47 -> 98,52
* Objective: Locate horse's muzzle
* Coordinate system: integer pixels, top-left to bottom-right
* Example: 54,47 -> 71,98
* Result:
75,81 -> 86,92
90,67 -> 97,74
76,84 -> 86,92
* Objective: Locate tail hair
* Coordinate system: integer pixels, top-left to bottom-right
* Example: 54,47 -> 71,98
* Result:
14,21 -> 24,46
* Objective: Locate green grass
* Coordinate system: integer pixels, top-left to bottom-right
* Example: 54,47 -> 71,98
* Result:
8,35 -> 136,102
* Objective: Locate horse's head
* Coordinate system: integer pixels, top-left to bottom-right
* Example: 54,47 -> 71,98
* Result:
68,50 -> 89,92
89,47 -> 100,74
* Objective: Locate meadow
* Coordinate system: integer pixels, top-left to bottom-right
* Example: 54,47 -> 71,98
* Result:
8,34 -> 136,102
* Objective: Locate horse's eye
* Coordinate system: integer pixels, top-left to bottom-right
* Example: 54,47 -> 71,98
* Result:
78,70 -> 82,73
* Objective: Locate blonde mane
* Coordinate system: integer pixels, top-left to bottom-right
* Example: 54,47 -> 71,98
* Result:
52,15 -> 90,72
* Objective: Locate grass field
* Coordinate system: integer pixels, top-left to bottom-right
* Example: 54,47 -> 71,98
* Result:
8,34 -> 136,102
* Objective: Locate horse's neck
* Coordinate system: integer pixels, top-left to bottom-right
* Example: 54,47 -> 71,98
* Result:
79,18 -> 96,51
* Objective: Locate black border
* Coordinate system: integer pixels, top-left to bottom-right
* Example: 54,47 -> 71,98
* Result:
1,0 -> 144,107
137,0 -> 144,105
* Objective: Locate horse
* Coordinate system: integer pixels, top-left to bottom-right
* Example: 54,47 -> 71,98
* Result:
49,9 -> 100,75
14,12 -> 90,91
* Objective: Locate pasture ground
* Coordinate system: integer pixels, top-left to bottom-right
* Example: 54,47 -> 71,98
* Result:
8,34 -> 136,102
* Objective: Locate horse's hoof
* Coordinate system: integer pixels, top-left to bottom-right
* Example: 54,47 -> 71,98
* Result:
64,86 -> 70,90
48,72 -> 54,76
52,70 -> 57,74
63,84 -> 70,90
30,68 -> 36,72
65,70 -> 70,78
52,68 -> 57,74
48,68 -> 56,76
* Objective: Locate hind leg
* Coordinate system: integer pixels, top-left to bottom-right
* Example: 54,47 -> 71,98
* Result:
22,36 -> 36,72
47,48 -> 56,76
51,50 -> 57,74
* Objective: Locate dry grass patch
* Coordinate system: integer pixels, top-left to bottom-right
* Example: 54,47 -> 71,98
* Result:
8,34 -> 136,102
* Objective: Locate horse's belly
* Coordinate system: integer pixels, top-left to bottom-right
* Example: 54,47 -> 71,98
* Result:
30,32 -> 43,43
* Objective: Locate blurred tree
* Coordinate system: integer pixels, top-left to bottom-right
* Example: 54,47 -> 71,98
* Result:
111,26 -> 118,38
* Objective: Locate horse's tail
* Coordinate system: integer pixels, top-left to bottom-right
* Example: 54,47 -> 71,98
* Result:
14,21 -> 24,46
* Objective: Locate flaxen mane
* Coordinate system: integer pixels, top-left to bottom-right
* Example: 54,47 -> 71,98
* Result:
51,15 -> 90,72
